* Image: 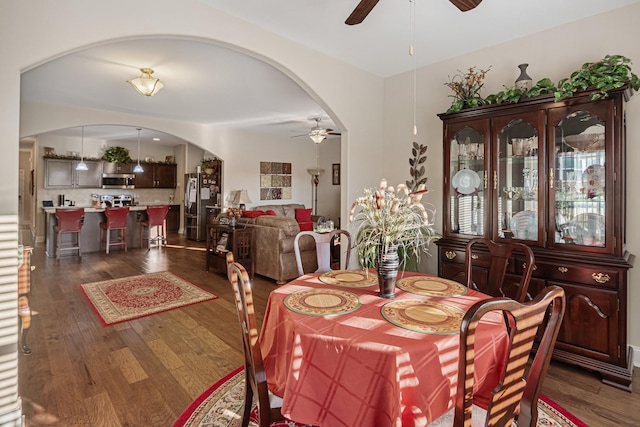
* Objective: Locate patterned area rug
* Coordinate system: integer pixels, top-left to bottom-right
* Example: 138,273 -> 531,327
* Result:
172,367 -> 587,427
79,272 -> 217,326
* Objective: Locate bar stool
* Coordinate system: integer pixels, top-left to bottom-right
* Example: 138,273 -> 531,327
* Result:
100,207 -> 129,254
54,208 -> 85,258
140,205 -> 169,250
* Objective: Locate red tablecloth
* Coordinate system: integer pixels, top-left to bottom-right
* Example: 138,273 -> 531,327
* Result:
258,272 -> 508,427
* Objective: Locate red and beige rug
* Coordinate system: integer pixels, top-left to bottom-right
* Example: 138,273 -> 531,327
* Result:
79,272 -> 217,326
172,367 -> 587,427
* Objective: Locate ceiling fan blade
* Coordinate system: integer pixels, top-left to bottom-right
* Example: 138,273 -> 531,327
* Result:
345,0 -> 380,25
449,0 -> 482,12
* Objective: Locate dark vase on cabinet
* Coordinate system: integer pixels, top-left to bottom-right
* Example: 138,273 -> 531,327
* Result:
437,85 -> 634,391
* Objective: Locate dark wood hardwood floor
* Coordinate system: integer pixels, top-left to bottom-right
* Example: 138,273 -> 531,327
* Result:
18,234 -> 640,426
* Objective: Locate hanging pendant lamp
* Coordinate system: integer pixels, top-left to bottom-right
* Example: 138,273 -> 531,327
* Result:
76,126 -> 88,171
133,128 -> 144,173
127,68 -> 164,96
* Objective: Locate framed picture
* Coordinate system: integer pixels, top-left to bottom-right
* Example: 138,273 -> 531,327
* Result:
332,163 -> 340,185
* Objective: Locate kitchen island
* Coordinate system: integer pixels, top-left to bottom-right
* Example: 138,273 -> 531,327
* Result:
43,204 -> 176,257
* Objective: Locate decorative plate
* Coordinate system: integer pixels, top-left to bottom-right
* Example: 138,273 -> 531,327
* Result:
452,169 -> 481,195
396,277 -> 467,297
284,289 -> 361,316
510,210 -> 538,240
381,300 -> 465,334
566,213 -> 605,246
319,270 -> 378,287
581,164 -> 605,198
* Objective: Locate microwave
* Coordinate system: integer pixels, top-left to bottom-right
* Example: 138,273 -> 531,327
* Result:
102,173 -> 135,189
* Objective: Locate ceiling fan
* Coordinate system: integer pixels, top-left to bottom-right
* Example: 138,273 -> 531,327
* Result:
345,0 -> 482,25
292,117 -> 341,143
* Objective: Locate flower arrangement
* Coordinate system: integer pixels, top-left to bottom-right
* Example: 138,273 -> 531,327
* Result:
349,179 -> 437,269
444,66 -> 491,112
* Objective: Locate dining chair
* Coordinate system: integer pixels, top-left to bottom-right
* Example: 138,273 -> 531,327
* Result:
100,207 -> 130,254
293,229 -> 352,276
140,205 -> 169,250
428,285 -> 565,427
54,208 -> 85,258
227,259 -> 285,427
464,237 -> 535,303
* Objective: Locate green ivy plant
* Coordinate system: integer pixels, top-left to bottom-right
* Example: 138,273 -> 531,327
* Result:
406,142 -> 428,192
554,54 -> 640,101
446,55 -> 640,113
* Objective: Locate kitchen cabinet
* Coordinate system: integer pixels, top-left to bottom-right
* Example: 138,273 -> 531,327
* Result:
44,158 -> 102,189
134,163 -> 177,188
167,204 -> 180,233
436,86 -> 634,390
102,162 -> 133,174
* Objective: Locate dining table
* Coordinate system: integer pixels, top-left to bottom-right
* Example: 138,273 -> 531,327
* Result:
258,270 -> 510,427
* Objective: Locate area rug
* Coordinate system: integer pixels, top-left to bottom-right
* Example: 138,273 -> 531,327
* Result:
79,272 -> 217,326
172,367 -> 587,427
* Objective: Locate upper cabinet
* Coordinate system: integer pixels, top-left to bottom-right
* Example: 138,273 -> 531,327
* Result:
437,86 -> 634,391
44,158 -> 102,189
102,162 -> 133,174
134,163 -> 177,188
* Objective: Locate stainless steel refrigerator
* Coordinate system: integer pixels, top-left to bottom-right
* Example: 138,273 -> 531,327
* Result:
184,172 -> 221,241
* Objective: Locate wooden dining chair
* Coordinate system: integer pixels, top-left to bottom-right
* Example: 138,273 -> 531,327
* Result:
465,237 -> 535,302
293,229 -> 352,276
428,285 -> 566,427
227,259 -> 285,427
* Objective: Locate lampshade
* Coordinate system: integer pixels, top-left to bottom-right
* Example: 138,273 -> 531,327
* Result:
127,68 -> 164,96
307,168 -> 325,176
76,126 -> 88,171
133,128 -> 144,173
233,189 -> 252,205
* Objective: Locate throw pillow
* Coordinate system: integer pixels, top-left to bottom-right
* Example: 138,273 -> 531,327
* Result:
243,210 -> 266,218
299,222 -> 314,231
295,208 -> 312,223
266,210 -> 277,216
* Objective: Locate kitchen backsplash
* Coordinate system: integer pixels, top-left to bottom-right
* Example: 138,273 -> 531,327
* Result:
41,188 -> 177,207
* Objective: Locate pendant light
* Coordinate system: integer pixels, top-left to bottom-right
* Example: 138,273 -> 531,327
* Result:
410,0 -> 418,136
75,126 -> 88,171
133,128 -> 144,173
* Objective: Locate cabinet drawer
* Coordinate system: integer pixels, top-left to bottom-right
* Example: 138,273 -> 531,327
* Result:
439,246 -> 516,272
439,247 -> 465,264
528,262 -> 619,289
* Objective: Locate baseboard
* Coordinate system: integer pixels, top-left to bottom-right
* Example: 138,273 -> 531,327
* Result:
631,345 -> 640,367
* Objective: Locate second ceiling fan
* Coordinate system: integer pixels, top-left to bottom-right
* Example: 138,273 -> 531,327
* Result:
345,0 -> 482,25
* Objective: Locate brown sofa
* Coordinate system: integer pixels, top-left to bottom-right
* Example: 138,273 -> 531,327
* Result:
237,204 -> 322,284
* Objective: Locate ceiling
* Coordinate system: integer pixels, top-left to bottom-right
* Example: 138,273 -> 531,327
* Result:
20,0 -> 640,146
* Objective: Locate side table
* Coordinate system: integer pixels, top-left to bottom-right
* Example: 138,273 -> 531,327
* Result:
206,224 -> 255,278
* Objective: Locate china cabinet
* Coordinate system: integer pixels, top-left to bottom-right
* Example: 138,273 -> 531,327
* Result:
437,86 -> 634,390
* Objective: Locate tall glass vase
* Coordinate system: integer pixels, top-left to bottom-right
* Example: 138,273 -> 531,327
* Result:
376,243 -> 399,298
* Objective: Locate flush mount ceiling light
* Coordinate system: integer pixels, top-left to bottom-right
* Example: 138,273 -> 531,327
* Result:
133,128 -> 144,173
127,68 -> 164,96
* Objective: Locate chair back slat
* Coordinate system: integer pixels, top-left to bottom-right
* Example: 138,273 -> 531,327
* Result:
464,237 -> 535,302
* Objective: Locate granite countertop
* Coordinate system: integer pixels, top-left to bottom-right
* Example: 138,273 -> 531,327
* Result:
42,203 -> 177,214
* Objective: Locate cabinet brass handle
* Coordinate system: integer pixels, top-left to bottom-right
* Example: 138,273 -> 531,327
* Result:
558,266 -> 568,273
550,168 -> 554,189
445,251 -> 457,260
592,273 -> 611,284
493,170 -> 497,190
471,254 -> 479,260
30,266 -> 36,271
523,262 -> 537,270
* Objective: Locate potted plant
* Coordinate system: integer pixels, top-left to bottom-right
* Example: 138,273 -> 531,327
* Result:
103,146 -> 132,163
202,158 -> 218,174
349,178 -> 437,297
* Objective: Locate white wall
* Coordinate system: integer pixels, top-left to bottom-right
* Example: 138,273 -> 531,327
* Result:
383,3 -> 640,362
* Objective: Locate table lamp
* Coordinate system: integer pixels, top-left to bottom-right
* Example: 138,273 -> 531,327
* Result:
233,189 -> 252,210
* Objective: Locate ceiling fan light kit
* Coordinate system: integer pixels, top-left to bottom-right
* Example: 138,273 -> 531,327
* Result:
127,68 -> 164,96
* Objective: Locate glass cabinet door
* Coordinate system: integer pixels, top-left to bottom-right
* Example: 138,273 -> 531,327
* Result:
548,102 -> 612,252
448,122 -> 487,237
493,111 -> 545,244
